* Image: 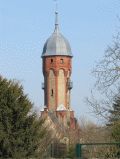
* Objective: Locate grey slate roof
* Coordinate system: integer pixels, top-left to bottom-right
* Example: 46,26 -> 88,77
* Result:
42,12 -> 72,57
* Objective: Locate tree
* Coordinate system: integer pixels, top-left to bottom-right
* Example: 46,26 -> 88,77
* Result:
108,96 -> 120,141
86,28 -> 120,156
0,76 -> 47,158
79,117 -> 119,158
79,117 -> 112,144
87,30 -> 120,120
93,33 -> 120,92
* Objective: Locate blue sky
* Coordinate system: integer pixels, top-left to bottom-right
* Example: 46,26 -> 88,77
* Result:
0,0 -> 120,123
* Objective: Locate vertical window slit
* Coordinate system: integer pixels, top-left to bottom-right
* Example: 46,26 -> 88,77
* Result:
51,89 -> 53,96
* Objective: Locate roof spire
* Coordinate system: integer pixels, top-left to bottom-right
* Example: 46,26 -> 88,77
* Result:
55,0 -> 58,13
54,0 -> 59,33
55,12 -> 59,27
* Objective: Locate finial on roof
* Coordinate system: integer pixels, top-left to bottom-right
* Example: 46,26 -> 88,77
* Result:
54,0 -> 59,33
55,0 -> 58,12
55,11 -> 58,26
54,0 -> 58,12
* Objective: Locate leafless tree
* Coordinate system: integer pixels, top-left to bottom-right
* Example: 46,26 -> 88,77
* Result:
93,33 -> 120,92
87,29 -> 120,120
79,117 -> 118,158
79,117 -> 110,142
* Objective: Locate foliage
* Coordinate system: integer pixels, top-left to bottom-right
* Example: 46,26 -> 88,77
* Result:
0,76 -> 46,158
108,96 -> 120,141
66,145 -> 76,158
79,117 -> 111,143
86,28 -> 120,156
79,117 -> 120,158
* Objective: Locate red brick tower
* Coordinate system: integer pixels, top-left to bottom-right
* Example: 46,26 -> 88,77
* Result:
41,12 -> 75,129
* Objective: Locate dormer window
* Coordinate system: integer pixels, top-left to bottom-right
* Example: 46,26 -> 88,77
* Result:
60,59 -> 64,64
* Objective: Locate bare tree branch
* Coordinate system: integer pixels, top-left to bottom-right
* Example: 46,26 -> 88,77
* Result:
93,33 -> 120,92
86,28 -> 120,121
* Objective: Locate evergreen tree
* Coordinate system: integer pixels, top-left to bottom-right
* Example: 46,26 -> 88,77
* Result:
107,96 -> 120,157
0,76 -> 46,158
109,96 -> 120,141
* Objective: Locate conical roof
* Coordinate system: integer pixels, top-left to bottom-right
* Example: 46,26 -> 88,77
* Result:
42,12 -> 72,57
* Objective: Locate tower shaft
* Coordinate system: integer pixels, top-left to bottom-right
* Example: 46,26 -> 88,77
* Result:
43,56 -> 72,111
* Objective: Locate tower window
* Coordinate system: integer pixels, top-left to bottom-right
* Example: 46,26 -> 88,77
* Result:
60,59 -> 64,64
51,89 -> 53,96
51,59 -> 53,63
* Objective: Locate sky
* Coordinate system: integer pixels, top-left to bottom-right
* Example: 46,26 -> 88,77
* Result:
0,0 -> 120,123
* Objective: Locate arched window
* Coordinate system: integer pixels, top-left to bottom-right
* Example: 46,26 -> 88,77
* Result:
60,59 -> 64,64
51,59 -> 53,63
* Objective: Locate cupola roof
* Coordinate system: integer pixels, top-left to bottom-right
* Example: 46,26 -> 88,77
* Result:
42,12 -> 72,57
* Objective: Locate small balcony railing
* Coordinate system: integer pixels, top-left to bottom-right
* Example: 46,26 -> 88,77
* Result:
67,81 -> 73,90
41,83 -> 45,89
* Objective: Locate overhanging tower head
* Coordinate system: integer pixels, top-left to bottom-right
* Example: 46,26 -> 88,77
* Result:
42,12 -> 73,57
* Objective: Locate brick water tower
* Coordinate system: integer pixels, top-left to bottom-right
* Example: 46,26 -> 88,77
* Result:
41,12 -> 75,129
